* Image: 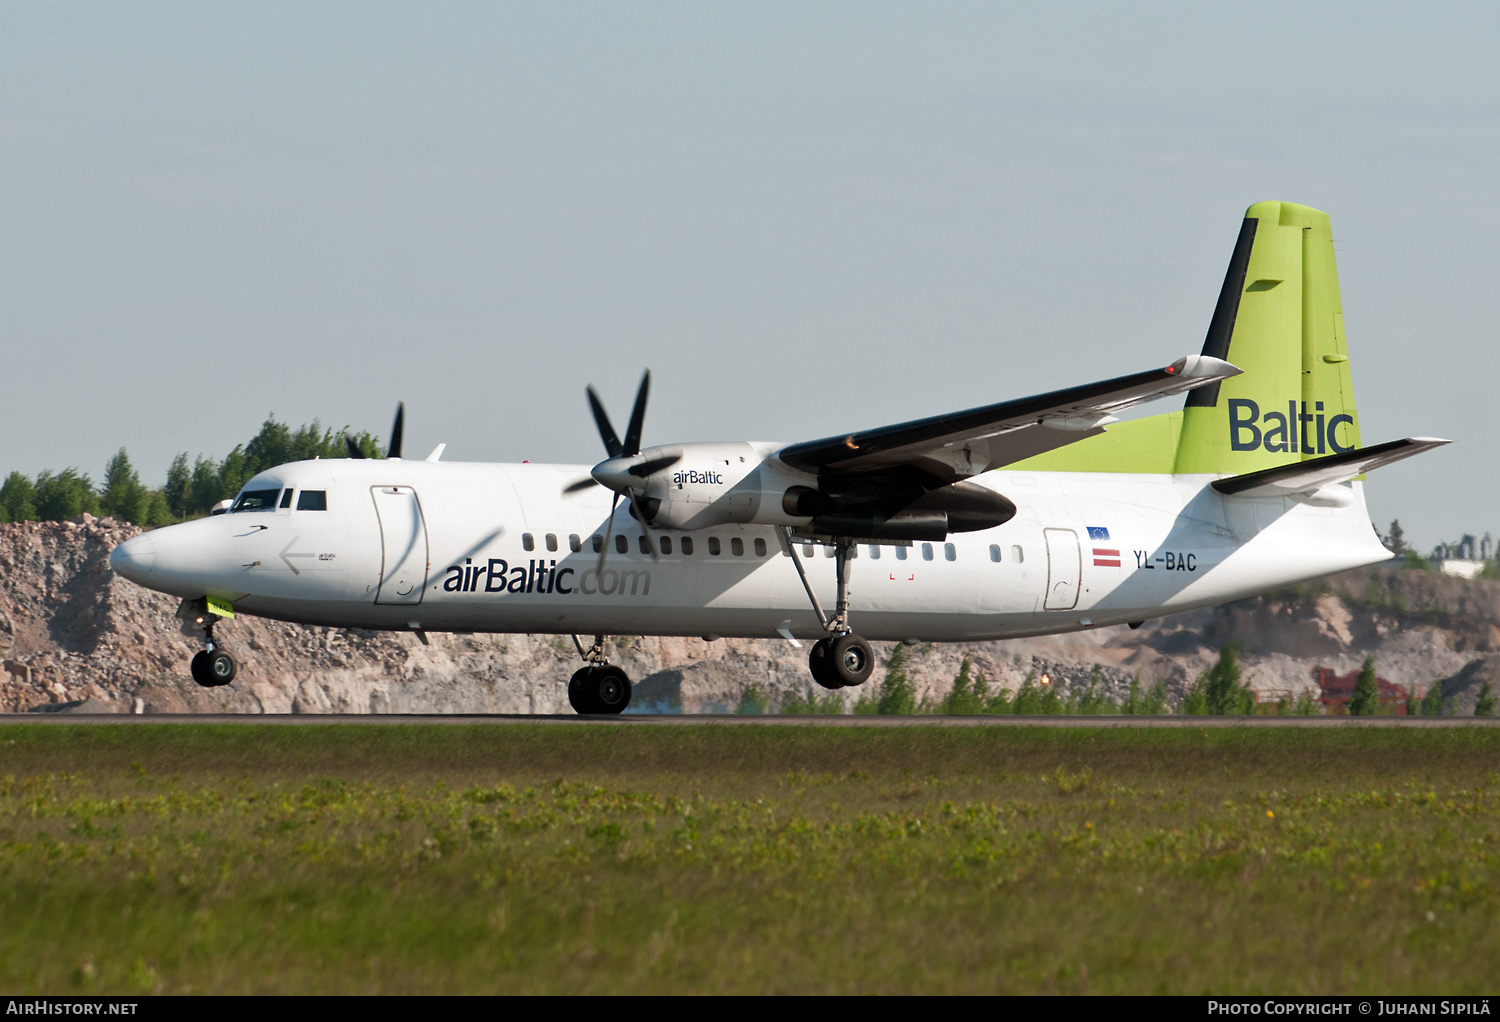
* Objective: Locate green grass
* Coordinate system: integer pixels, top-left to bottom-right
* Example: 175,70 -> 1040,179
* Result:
0,724 -> 1498,994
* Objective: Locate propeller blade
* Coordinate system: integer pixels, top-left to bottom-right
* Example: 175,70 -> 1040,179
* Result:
623,370 -> 650,457
597,493 -> 620,575
631,505 -> 661,563
563,477 -> 600,494
388,402 -> 405,459
343,434 -> 367,459
586,386 -> 624,459
629,452 -> 682,478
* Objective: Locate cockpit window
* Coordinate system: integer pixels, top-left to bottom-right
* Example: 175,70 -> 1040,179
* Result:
279,489 -> 294,509
297,490 -> 328,511
232,488 -> 282,512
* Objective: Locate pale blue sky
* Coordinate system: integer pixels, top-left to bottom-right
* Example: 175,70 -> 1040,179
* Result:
2,2 -> 1495,549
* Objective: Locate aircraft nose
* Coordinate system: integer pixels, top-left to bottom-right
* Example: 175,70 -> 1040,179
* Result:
109,534 -> 155,583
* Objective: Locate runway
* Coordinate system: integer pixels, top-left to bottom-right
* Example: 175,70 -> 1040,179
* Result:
4,712 -> 1499,728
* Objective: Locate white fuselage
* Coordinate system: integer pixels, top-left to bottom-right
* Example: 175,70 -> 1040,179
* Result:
111,457 -> 1393,641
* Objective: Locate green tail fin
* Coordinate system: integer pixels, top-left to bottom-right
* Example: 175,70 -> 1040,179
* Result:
1173,200 -> 1361,474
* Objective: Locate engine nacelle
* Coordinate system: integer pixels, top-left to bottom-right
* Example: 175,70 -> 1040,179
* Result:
629,441 -> 821,531
623,442 -> 1016,540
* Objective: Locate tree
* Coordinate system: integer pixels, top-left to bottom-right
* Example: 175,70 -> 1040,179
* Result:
0,472 -> 38,523
34,469 -> 99,521
941,657 -> 987,714
1347,655 -> 1380,716
1386,519 -> 1406,555
1476,681 -> 1496,718
1420,680 -> 1446,717
876,643 -> 917,715
163,453 -> 192,519
1203,642 -> 1256,715
99,448 -> 151,524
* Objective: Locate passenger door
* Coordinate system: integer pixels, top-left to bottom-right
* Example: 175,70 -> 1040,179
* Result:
372,486 -> 429,605
1043,527 -> 1081,610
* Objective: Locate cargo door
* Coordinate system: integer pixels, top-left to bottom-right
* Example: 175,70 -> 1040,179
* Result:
372,486 -> 429,605
1043,527 -> 1081,610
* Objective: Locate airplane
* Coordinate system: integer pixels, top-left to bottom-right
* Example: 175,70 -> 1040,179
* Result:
109,200 -> 1447,714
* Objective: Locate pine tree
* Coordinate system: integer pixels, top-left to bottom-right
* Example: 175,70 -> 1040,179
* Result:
1203,643 -> 1255,715
1347,655 -> 1380,716
941,658 -> 987,715
1475,681 -> 1496,717
1387,519 -> 1406,555
1421,680 -> 1446,717
876,643 -> 916,715
100,449 -> 150,524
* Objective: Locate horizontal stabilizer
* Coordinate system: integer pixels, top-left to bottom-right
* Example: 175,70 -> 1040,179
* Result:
1211,437 -> 1450,497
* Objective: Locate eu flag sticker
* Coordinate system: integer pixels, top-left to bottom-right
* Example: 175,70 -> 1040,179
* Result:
1087,526 -> 1110,541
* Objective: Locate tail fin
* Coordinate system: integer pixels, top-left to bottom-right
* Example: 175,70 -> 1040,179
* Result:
1173,200 -> 1360,474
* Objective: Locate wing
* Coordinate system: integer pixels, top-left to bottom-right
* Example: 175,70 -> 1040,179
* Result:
776,354 -> 1239,483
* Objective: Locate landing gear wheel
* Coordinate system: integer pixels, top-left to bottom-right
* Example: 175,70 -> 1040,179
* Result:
568,665 -> 633,715
205,649 -> 237,687
190,650 -> 212,687
808,638 -> 842,690
591,665 -> 632,715
828,634 -> 874,688
568,667 -> 597,714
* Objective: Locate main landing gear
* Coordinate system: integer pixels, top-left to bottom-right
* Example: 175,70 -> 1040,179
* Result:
567,634 -> 633,715
782,531 -> 876,691
189,614 -> 237,688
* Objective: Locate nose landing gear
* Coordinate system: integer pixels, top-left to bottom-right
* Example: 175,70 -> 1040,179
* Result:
567,634 -> 633,714
188,613 -> 237,688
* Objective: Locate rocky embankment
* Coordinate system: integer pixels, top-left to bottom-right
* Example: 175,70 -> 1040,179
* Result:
1,517 -> 1495,714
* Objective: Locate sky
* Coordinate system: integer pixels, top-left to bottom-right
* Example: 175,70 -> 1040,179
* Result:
1,2 -> 1495,551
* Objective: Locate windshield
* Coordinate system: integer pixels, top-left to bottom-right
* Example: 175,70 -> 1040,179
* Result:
232,488 -> 282,512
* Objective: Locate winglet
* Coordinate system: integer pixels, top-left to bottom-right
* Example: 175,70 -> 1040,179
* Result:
425,443 -> 447,462
1168,354 -> 1241,380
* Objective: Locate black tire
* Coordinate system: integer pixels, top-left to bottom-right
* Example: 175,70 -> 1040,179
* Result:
190,650 -> 212,687
808,638 -> 842,690
591,665 -> 632,715
828,634 -> 874,687
205,649 -> 237,687
568,667 -> 598,714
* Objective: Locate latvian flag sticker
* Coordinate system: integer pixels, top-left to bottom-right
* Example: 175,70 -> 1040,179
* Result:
1087,526 -> 1120,568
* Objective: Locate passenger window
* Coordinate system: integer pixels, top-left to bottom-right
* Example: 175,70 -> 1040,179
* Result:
639,535 -> 652,555
681,536 -> 694,555
895,546 -> 908,561
868,545 -> 880,560
279,489 -> 294,509
824,546 -> 836,558
754,537 -> 767,557
803,545 -> 815,558
616,534 -> 628,554
231,488 -> 280,512
989,544 -> 1001,563
569,534 -> 582,553
297,490 -> 327,511
731,537 -> 744,556
592,535 -> 604,554
708,537 -> 722,556
1012,545 -> 1024,563
545,534 -> 558,552
522,533 -> 535,552
944,543 -> 956,561
661,536 -> 673,555
922,543 -> 934,561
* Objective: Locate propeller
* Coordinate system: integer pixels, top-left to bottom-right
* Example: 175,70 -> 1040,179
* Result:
574,370 -> 685,568
344,403 -> 405,460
